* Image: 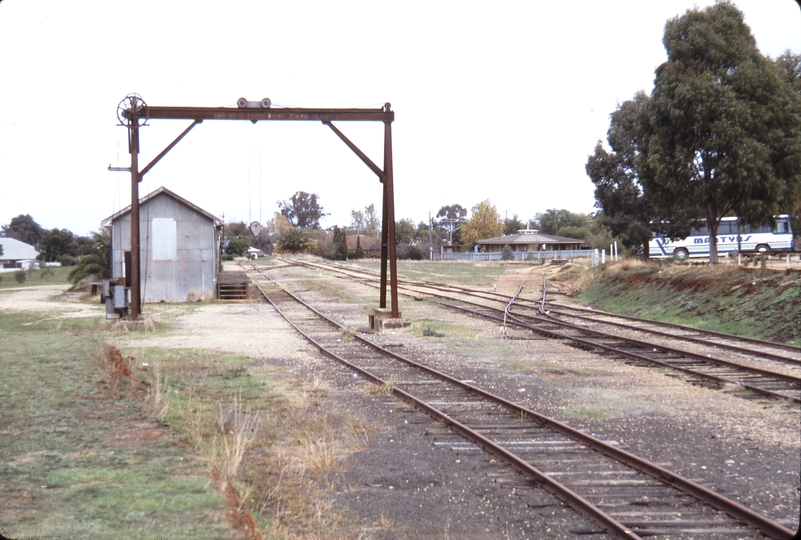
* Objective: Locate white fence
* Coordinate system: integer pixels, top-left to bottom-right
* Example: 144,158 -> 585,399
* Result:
438,249 -> 594,262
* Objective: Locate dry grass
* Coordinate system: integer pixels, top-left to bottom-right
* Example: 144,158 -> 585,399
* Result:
110,314 -> 157,333
121,351 -> 375,539
242,378 -> 373,537
216,395 -> 261,480
144,365 -> 170,423
186,289 -> 214,302
364,380 -> 395,396
95,345 -> 150,395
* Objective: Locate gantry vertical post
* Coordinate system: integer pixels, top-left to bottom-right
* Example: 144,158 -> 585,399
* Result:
129,124 -> 142,320
380,181 -> 389,310
384,120 -> 399,317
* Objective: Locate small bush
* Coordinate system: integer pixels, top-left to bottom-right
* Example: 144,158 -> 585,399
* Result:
14,269 -> 26,284
406,246 -> 424,260
501,245 -> 515,261
422,326 -> 445,337
58,254 -> 77,266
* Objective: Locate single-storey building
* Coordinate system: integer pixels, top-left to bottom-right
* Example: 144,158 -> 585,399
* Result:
102,187 -> 224,303
475,229 -> 584,253
0,237 -> 39,271
347,234 -> 382,257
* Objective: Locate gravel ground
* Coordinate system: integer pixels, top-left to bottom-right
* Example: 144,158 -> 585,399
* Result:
263,263 -> 801,537
9,266 -> 798,539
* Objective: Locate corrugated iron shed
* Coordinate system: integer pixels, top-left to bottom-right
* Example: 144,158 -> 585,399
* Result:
102,187 -> 223,303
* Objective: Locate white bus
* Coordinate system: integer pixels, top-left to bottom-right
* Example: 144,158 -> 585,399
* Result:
649,215 -> 795,259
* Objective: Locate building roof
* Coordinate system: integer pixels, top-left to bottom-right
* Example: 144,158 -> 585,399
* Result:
0,236 -> 39,261
346,235 -> 382,251
101,186 -> 223,227
475,230 -> 583,246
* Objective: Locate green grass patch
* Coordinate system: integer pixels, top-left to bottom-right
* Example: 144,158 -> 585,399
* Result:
409,319 -> 472,339
0,313 -> 232,539
567,408 -> 611,420
422,326 -> 445,337
336,260 -> 507,288
578,264 -> 801,345
0,266 -> 73,290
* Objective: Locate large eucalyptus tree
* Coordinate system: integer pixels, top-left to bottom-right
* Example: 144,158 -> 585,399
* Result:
637,2 -> 801,263
586,92 -> 654,256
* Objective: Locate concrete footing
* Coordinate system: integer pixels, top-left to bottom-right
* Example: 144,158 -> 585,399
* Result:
369,308 -> 411,332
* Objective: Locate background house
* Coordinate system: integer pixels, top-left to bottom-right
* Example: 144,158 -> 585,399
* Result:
475,229 -> 584,253
0,236 -> 39,271
102,187 -> 223,303
346,234 -> 382,257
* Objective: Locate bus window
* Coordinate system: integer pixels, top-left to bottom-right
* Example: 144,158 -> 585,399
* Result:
776,220 -> 788,233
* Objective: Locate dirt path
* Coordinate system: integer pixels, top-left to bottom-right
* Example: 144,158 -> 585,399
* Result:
0,285 -> 101,318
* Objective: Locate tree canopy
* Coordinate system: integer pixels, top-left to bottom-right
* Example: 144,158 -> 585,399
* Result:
586,93 -> 654,255
277,191 -> 327,229
39,228 -> 77,262
2,214 -> 43,247
534,209 -> 589,237
436,203 -> 466,245
636,2 -> 801,262
461,200 -> 503,247
350,203 -> 380,235
503,214 -> 526,235
436,204 -> 467,221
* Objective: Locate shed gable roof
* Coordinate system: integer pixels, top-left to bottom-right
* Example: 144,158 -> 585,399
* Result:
102,186 -> 223,227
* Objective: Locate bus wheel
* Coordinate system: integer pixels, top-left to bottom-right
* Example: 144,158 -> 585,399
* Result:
672,248 -> 689,260
756,244 -> 769,252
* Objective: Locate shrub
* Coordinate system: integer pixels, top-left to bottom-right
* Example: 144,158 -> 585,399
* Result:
58,254 -> 77,266
225,235 -> 251,257
14,269 -> 26,284
407,246 -> 424,260
275,228 -> 312,253
501,245 -> 515,261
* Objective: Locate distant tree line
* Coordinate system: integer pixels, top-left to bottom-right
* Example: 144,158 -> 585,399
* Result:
2,214 -> 97,266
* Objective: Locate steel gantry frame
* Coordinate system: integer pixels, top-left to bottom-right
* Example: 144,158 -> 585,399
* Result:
117,95 -> 399,320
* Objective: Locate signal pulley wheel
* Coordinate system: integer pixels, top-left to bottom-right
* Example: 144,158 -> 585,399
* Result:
117,94 -> 148,126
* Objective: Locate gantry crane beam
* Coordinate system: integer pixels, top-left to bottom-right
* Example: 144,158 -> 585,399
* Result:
145,106 -> 393,123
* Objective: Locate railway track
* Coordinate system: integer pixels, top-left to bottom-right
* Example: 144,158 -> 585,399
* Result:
246,265 -> 795,539
273,258 -> 801,404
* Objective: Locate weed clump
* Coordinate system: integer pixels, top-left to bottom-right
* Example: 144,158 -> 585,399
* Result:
95,345 -> 149,394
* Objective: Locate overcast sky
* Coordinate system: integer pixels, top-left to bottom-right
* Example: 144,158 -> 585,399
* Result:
1,0 -> 799,236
